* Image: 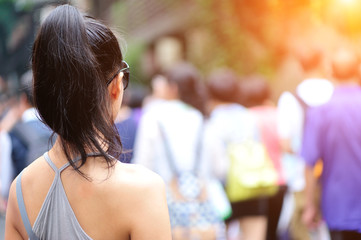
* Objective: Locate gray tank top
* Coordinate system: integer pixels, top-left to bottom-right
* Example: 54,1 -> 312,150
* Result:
16,152 -> 93,240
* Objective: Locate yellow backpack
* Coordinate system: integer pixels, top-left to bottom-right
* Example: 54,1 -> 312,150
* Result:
226,139 -> 279,202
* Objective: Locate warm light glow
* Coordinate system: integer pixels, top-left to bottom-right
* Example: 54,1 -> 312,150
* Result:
338,0 -> 356,6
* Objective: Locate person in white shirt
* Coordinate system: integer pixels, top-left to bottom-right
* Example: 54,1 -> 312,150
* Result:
132,63 -> 227,239
133,62 -> 213,183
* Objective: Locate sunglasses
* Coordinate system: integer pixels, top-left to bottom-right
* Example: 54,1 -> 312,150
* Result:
106,61 -> 130,90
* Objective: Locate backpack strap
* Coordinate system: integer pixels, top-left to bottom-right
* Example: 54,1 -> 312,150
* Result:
158,119 -> 204,176
292,92 -> 309,114
16,171 -> 40,240
158,122 -> 179,176
193,121 -> 204,174
291,91 -> 310,126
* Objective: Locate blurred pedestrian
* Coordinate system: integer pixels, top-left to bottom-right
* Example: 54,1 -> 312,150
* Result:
12,71 -> 53,169
133,63 -> 209,181
0,71 -> 54,209
206,69 -> 269,240
115,85 -> 147,163
277,44 -> 334,240
5,5 -> 171,240
301,47 -> 361,239
0,87 -> 23,210
243,75 -> 287,240
0,98 -> 19,213
133,62 -> 226,239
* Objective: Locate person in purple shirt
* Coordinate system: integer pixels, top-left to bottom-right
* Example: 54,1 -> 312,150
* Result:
301,47 -> 361,240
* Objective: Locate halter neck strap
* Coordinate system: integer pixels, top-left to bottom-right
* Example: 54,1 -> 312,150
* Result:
43,152 -> 105,173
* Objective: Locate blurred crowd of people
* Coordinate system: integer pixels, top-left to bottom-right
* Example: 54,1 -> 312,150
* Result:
1,41 -> 361,239
0,71 -> 53,213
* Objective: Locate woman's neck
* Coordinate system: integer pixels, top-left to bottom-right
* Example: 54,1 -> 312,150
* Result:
49,137 -> 109,166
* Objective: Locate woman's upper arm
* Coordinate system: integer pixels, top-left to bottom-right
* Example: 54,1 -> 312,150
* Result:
5,178 -> 26,240
129,173 -> 171,240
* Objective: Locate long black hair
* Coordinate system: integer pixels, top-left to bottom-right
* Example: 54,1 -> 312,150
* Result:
32,4 -> 123,177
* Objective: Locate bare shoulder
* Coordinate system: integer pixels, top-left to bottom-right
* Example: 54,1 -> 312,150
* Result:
109,162 -> 168,213
111,163 -> 171,240
19,155 -> 54,191
109,162 -> 169,221
112,162 -> 165,193
5,155 -> 49,239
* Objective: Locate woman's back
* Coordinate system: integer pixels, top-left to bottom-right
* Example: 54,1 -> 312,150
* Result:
7,143 -> 170,239
5,4 -> 171,240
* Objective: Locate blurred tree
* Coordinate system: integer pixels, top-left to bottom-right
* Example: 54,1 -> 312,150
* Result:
194,0 -> 297,77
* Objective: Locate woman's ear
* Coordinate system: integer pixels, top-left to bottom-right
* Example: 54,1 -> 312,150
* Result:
109,72 -> 124,101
